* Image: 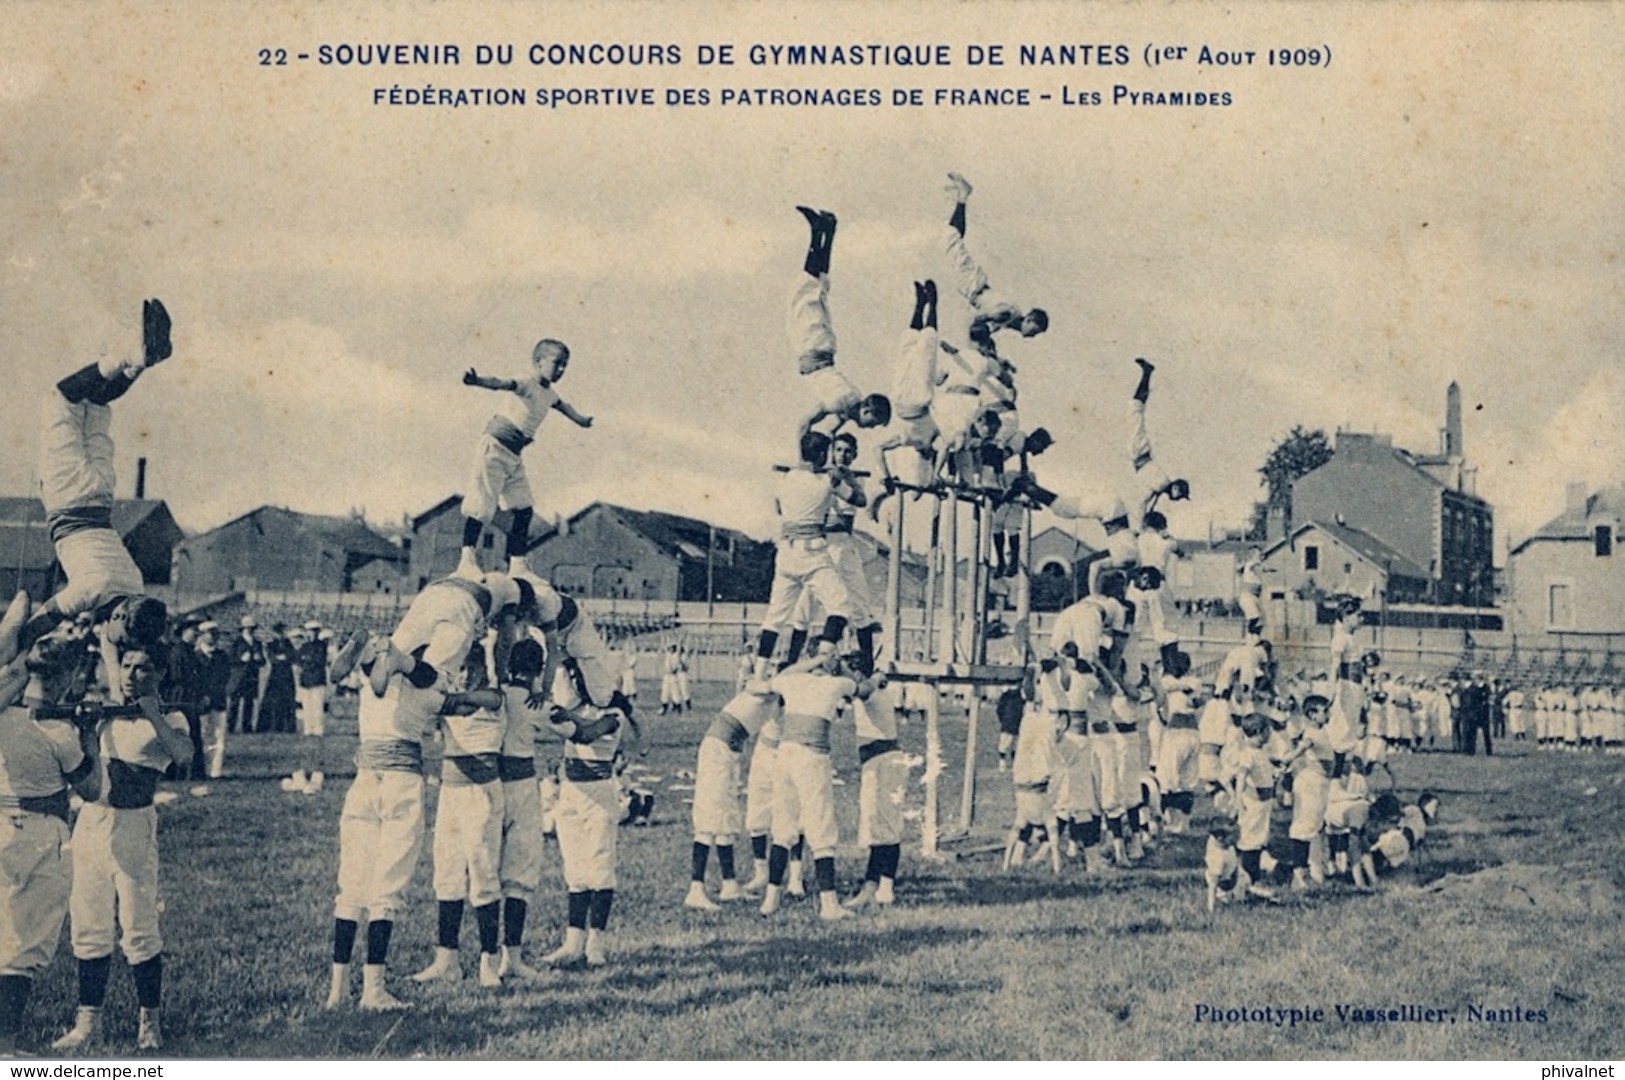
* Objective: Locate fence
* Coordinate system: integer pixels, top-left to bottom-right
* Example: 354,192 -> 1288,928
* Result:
180,588 -> 1623,684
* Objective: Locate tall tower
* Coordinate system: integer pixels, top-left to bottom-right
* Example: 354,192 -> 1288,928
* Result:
1444,381 -> 1463,459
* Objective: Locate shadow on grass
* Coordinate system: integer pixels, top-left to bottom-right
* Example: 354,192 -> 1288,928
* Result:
284,923 -> 984,1057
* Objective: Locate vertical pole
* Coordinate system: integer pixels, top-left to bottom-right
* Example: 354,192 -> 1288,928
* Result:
943,492 -> 960,666
968,496 -> 986,666
922,681 -> 941,857
886,493 -> 905,665
923,496 -> 941,663
1015,505 -> 1032,655
959,682 -> 979,831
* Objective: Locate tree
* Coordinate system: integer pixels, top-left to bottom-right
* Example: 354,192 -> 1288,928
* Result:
1246,426 -> 1334,540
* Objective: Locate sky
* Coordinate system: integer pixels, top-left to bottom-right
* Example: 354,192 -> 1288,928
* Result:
1,1 -> 1620,561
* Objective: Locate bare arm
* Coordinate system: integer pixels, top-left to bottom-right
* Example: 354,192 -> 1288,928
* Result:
442,688 -> 505,714
797,404 -> 833,443
552,397 -> 594,428
328,630 -> 369,683
462,368 -> 520,392
137,698 -> 195,770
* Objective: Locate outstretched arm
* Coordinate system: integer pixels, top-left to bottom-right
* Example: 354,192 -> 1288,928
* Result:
462,368 -> 520,392
553,397 -> 594,428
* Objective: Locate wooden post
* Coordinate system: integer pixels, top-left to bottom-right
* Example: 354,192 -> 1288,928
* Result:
959,683 -> 979,831
943,492 -> 959,665
923,496 -> 941,663
886,493 -> 905,663
922,682 -> 941,857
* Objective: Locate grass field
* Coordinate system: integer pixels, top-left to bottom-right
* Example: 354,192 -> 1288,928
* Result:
16,678 -> 1625,1060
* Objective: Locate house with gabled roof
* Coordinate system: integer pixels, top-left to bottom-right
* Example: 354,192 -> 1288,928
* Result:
1506,483 -> 1623,645
173,505 -> 405,595
0,496 -> 183,600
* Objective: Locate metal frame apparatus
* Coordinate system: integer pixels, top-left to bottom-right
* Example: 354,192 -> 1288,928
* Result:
882,473 -> 1031,857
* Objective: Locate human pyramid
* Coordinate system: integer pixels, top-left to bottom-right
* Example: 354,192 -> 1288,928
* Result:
0,175 -> 1468,1054
0,293 -> 652,1046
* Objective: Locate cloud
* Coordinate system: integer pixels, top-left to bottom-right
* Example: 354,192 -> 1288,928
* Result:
1483,367 -> 1625,544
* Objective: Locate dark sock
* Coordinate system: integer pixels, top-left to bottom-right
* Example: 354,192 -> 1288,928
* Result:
437,899 -> 465,950
865,847 -> 884,883
768,844 -> 790,886
1007,534 -> 1021,576
78,955 -> 112,1009
508,507 -> 534,557
56,363 -> 108,404
814,856 -> 837,894
1133,357 -> 1154,403
992,533 -> 1008,573
791,837 -> 805,862
588,889 -> 614,931
502,898 -> 527,948
462,517 -> 484,549
365,920 -> 394,966
1240,849 -> 1264,882
797,206 -> 825,277
949,201 -> 966,236
717,843 -> 737,881
90,372 -> 135,405
691,840 -> 710,883
1288,839 -> 1311,869
820,615 -> 848,645
883,844 -> 901,880
756,630 -> 779,661
0,976 -> 30,1042
1083,817 -> 1103,847
785,628 -> 808,665
474,901 -> 501,955
923,280 -> 938,328
910,282 -> 926,331
752,834 -> 769,861
332,918 -> 359,964
567,890 -> 591,930
855,625 -> 877,675
130,955 -> 162,1010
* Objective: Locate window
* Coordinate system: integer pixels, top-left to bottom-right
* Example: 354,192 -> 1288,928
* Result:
1547,582 -> 1573,629
1303,545 -> 1319,571
1596,525 -> 1614,558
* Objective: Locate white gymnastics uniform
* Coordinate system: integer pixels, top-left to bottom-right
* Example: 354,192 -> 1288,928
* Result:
334,678 -> 443,922
498,685 -> 549,901
392,574 -> 516,683
769,670 -> 856,859
854,693 -> 906,849
70,709 -> 187,964
761,469 -> 853,636
891,326 -> 942,446
788,274 -> 860,421
693,687 -> 777,844
461,376 -> 561,523
548,706 -> 622,893
0,706 -> 85,978
39,389 -> 145,618
431,703 -> 506,908
1051,667 -> 1101,824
